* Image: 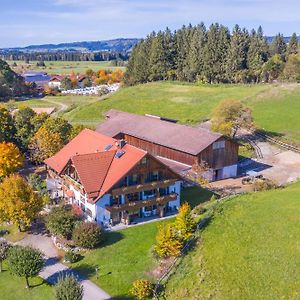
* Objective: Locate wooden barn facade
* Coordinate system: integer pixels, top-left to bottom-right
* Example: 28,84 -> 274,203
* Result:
96,110 -> 239,181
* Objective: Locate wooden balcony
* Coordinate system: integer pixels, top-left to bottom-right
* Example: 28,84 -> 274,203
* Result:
111,179 -> 178,197
105,193 -> 177,213
62,175 -> 85,194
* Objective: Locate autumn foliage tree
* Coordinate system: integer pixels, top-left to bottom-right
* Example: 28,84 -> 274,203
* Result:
174,203 -> 196,240
211,99 -> 253,137
0,106 -> 16,143
0,142 -> 24,178
0,174 -> 44,231
29,127 -> 64,163
154,223 -> 183,258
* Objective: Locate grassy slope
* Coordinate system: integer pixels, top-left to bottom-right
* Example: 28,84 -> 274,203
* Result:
65,82 -> 268,126
8,60 -> 125,74
0,263 -> 53,300
13,81 -> 300,140
164,183 -> 300,300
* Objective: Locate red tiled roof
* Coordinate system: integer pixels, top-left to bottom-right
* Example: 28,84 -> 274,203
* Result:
96,110 -> 222,155
44,129 -> 147,202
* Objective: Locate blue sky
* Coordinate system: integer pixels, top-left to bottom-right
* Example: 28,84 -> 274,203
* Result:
1,0 -> 299,47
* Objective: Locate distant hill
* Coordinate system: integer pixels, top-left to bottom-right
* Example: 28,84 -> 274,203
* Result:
1,38 -> 141,53
266,35 -> 300,44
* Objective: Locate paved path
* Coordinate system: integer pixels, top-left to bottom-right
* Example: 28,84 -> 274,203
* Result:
16,233 -> 111,300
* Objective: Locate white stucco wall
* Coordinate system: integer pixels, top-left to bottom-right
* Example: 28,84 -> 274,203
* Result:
95,194 -> 111,224
169,180 -> 181,209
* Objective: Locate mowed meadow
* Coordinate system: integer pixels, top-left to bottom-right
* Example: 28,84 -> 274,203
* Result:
15,81 -> 300,142
164,182 -> 300,300
8,60 -> 125,75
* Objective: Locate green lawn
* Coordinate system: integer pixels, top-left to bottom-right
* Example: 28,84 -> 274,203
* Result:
13,81 -> 300,142
0,263 -> 53,300
70,186 -> 211,298
8,60 -> 126,75
164,183 -> 300,300
0,223 -> 27,242
72,219 -> 171,299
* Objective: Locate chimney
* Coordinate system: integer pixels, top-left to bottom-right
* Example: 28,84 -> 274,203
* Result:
118,139 -> 126,149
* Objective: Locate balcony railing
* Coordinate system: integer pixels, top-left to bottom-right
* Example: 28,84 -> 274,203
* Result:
111,179 -> 178,197
105,193 -> 177,213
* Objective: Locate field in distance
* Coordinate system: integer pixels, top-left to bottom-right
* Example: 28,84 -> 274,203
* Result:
14,81 -> 300,143
7,60 -> 126,74
164,181 -> 300,299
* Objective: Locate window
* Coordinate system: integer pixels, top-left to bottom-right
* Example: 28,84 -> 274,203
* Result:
141,157 -> 147,165
144,189 -> 155,198
213,140 -> 225,150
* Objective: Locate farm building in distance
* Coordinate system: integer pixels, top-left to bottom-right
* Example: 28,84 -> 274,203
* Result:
45,129 -> 182,226
96,110 -> 239,181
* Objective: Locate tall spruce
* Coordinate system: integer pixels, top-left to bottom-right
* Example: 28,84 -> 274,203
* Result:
287,33 -> 299,55
226,25 -> 250,82
270,33 -> 287,59
187,23 -> 206,81
247,27 -> 269,82
203,23 -> 230,83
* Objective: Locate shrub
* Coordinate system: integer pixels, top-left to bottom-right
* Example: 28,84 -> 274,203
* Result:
46,205 -> 80,239
154,224 -> 183,258
0,240 -> 10,272
252,179 -> 278,192
55,274 -> 83,300
72,222 -> 102,249
7,245 -> 44,288
130,279 -> 153,300
64,251 -> 81,263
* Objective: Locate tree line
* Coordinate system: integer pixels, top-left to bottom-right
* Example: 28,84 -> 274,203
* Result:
125,23 -> 300,85
0,50 -> 129,62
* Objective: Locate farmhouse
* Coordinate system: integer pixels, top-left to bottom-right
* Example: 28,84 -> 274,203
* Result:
48,75 -> 64,89
96,110 -> 239,181
45,129 -> 181,226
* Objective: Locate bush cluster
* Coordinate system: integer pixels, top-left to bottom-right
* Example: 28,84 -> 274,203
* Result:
72,222 -> 103,249
130,279 -> 153,300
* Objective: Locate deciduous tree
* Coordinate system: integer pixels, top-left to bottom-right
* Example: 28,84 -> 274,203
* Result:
29,127 -> 64,163
0,174 -> 43,231
211,99 -> 253,137
0,106 -> 16,142
7,245 -> 44,288
174,203 -> 196,240
0,142 -> 24,178
154,223 -> 183,258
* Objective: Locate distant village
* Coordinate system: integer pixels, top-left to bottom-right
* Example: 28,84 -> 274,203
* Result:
20,67 -> 123,96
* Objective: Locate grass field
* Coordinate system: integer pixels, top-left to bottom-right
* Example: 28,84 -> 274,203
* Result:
8,60 -> 125,75
164,183 -> 300,300
12,81 -> 300,142
70,186 -> 210,298
0,263 -> 53,300
0,223 -> 27,242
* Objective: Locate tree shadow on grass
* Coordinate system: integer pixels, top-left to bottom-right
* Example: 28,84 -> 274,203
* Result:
30,279 -> 49,289
101,231 -> 124,248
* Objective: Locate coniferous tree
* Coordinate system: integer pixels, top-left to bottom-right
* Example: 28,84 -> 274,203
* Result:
287,33 -> 299,55
226,25 -> 250,82
270,33 -> 287,60
187,23 -> 206,81
247,27 -> 269,82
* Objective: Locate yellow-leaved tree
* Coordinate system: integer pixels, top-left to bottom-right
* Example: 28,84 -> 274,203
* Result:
154,223 -> 183,258
0,174 -> 44,231
211,99 -> 253,138
174,203 -> 196,240
29,127 -> 64,164
0,142 -> 24,178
